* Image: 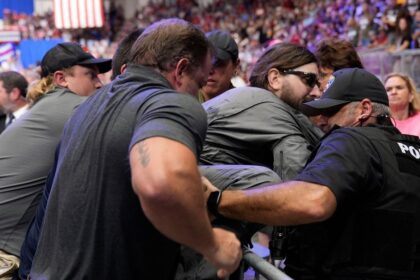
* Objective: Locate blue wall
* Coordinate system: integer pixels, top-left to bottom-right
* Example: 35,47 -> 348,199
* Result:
19,39 -> 64,68
0,0 -> 34,19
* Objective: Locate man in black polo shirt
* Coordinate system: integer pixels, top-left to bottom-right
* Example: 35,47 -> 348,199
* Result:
206,68 -> 420,279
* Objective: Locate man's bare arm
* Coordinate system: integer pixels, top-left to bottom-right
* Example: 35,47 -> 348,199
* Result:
130,137 -> 241,276
217,181 -> 337,225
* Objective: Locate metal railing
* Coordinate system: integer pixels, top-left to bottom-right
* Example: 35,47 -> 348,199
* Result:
242,247 -> 294,280
359,48 -> 420,90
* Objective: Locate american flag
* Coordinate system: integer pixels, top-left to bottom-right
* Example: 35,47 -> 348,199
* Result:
0,43 -> 14,62
54,0 -> 105,29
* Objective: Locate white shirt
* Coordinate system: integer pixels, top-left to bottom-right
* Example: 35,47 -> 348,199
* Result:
5,105 -> 29,125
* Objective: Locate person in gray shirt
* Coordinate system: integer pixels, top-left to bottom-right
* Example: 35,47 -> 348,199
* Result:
178,43 -> 324,280
0,42 -> 111,279
201,43 -> 323,181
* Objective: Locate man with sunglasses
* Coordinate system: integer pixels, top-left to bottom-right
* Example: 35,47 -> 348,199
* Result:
176,42 -> 323,280
201,43 -> 323,181
205,68 -> 420,280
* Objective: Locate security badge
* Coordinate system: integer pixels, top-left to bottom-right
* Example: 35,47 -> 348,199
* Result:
324,75 -> 335,92
394,137 -> 420,177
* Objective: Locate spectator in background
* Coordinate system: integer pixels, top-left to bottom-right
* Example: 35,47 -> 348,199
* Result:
311,38 -> 364,132
412,9 -> 420,47
384,72 -> 420,138
390,13 -> 417,52
198,30 -> 240,102
111,28 -> 144,80
315,38 -> 364,95
0,71 -> 28,133
0,42 -> 111,279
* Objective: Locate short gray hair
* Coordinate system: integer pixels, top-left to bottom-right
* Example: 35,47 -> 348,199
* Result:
371,102 -> 390,116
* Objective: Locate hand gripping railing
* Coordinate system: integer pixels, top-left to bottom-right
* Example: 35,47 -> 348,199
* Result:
242,247 -> 293,280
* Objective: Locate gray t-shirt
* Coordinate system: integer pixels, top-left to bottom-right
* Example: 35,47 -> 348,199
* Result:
201,87 -> 323,180
0,87 -> 85,256
30,65 -> 207,280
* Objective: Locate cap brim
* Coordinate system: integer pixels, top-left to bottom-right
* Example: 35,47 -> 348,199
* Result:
300,98 -> 350,116
78,58 -> 112,74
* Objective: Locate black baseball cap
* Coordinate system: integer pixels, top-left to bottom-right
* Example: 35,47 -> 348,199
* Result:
41,42 -> 112,77
300,68 -> 389,116
206,30 -> 239,62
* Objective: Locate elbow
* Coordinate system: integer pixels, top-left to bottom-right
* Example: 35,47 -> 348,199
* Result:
305,187 -> 337,222
132,173 -> 173,205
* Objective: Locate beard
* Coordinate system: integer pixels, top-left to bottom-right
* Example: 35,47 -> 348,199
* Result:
280,79 -> 307,110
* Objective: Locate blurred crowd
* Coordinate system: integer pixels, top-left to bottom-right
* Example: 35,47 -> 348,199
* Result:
0,0 -> 420,81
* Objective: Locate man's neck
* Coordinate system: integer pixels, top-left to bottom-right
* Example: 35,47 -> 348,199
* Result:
12,104 -> 29,119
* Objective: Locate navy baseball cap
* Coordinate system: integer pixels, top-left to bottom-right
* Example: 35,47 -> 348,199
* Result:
206,30 -> 239,62
301,68 -> 389,116
41,42 -> 112,77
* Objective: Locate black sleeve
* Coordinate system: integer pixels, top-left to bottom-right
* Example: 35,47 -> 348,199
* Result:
294,129 -> 382,205
129,93 -> 207,158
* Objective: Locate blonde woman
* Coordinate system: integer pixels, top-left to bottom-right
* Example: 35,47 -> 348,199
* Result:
384,73 -> 420,138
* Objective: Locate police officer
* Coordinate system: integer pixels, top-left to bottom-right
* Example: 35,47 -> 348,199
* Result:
205,68 -> 420,279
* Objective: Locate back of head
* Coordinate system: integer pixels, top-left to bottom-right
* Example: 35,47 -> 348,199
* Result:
315,38 -> 364,71
0,71 -> 29,98
249,43 -> 317,89
129,18 -> 211,74
111,28 -> 144,80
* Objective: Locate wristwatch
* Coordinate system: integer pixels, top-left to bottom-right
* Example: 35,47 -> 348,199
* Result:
207,190 -> 223,218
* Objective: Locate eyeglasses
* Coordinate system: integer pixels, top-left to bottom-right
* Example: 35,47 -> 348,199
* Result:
281,69 -> 320,89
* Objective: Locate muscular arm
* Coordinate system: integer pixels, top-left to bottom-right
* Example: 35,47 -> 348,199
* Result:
217,181 -> 337,225
130,137 -> 218,256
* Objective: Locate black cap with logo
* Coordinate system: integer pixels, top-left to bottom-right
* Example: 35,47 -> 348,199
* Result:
206,30 -> 239,62
41,42 -> 112,78
301,68 -> 389,116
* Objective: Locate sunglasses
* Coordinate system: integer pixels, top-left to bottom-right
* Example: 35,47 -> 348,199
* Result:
281,69 -> 320,89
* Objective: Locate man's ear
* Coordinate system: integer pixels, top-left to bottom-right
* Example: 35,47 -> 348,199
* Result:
9,88 -> 21,101
53,71 -> 68,87
174,58 -> 190,82
267,68 -> 283,91
120,64 -> 127,75
359,98 -> 373,120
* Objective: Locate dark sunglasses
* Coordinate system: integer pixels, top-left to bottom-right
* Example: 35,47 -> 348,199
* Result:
281,69 -> 320,89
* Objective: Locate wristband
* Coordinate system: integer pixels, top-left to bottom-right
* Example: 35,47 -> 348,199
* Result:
207,190 -> 223,218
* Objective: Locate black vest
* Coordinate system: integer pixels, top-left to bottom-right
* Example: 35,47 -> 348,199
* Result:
285,126 -> 420,280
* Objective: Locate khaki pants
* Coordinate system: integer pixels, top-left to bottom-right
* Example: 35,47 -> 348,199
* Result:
0,250 -> 19,280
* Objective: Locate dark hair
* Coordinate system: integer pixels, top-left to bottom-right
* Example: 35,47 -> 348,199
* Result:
111,28 -> 144,80
315,38 -> 364,71
0,71 -> 29,98
129,18 -> 212,74
395,13 -> 412,35
249,43 -> 318,89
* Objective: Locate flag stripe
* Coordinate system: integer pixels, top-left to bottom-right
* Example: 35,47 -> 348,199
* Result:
54,0 -> 104,29
79,0 -> 87,28
0,43 -> 14,62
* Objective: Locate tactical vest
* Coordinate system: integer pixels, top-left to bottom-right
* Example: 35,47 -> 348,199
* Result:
285,126 -> 420,280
